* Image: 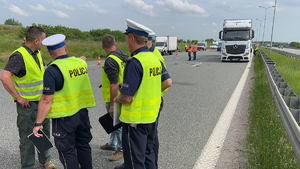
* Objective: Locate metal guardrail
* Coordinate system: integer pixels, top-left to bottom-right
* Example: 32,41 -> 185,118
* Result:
260,49 -> 300,164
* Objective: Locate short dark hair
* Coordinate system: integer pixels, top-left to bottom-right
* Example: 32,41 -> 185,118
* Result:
25,26 -> 45,42
128,32 -> 147,45
102,35 -> 115,49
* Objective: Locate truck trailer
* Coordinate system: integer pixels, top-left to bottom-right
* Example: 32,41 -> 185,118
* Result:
219,19 -> 254,62
155,36 -> 177,55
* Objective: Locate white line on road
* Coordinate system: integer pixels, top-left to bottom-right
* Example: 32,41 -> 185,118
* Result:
191,62 -> 202,67
193,56 -> 253,169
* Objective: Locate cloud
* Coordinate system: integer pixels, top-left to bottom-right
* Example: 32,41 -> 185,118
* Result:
81,1 -> 107,14
29,4 -> 46,11
170,26 -> 175,29
212,30 -> 218,33
8,4 -> 29,16
203,23 -> 207,26
157,0 -> 208,17
51,9 -> 69,18
48,0 -> 75,10
264,1 -> 275,7
124,0 -> 155,17
212,23 -> 217,26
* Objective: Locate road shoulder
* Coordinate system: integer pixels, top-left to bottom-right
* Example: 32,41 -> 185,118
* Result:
215,57 -> 255,168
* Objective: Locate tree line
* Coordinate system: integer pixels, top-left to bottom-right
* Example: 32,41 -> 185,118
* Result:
18,23 -> 127,42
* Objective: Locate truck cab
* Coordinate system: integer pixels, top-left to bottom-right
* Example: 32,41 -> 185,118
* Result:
197,42 -> 207,51
219,19 -> 254,62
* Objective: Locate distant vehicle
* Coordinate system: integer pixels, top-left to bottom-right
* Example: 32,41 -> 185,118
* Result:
155,36 -> 177,55
217,41 -> 222,51
219,19 -> 254,62
210,43 -> 217,50
278,45 -> 283,49
197,42 -> 207,51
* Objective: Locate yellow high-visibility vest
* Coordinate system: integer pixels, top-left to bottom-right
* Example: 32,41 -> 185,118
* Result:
120,52 -> 161,124
11,47 -> 44,101
47,56 -> 95,118
101,55 -> 125,102
153,47 -> 168,96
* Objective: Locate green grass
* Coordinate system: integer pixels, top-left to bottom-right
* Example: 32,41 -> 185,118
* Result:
261,48 -> 300,97
245,51 -> 300,168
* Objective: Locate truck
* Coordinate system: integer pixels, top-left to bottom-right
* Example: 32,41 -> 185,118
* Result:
197,42 -> 207,51
219,19 -> 254,62
210,41 -> 218,50
155,36 -> 177,55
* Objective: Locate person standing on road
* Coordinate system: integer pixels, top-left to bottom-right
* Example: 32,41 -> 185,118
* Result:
192,43 -> 198,60
187,43 -> 192,61
147,31 -> 172,168
0,26 -> 55,169
113,19 -> 171,169
100,35 -> 129,161
32,34 -> 96,169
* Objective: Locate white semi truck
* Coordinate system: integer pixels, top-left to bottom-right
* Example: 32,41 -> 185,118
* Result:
219,19 -> 254,62
155,36 -> 177,55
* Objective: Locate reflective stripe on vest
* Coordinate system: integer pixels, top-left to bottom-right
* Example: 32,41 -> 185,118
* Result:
120,52 -> 161,124
101,55 -> 125,102
153,47 -> 168,96
47,57 -> 95,118
11,47 -> 44,101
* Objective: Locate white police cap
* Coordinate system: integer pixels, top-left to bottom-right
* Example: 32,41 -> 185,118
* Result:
148,31 -> 155,40
42,34 -> 66,50
124,19 -> 153,37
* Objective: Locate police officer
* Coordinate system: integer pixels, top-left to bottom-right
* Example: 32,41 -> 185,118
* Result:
147,32 -> 172,168
33,34 -> 96,169
100,34 -> 129,161
0,26 -> 55,169
113,19 -> 171,169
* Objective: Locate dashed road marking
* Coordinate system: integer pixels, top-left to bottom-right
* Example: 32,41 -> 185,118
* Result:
191,62 -> 202,67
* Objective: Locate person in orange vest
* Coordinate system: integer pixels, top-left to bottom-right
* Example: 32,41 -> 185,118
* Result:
187,43 -> 192,61
192,43 -> 198,60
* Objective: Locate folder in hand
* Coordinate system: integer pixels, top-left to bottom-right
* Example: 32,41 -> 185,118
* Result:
99,113 -> 122,134
28,130 -> 53,153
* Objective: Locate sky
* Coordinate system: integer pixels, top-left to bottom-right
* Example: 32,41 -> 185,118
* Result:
0,0 -> 299,43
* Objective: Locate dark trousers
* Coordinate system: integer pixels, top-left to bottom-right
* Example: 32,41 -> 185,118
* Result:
193,52 -> 196,60
52,108 -> 92,169
188,52 -> 191,60
153,98 -> 163,169
122,122 -> 157,169
16,101 -> 51,169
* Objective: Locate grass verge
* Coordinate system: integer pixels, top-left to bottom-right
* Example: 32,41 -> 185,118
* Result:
245,51 -> 300,168
261,48 -> 300,97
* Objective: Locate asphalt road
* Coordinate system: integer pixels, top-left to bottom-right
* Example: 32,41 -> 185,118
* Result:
0,50 -> 249,169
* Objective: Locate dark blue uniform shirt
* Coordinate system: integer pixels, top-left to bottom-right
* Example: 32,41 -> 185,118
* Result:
43,54 -> 70,95
120,46 -> 171,97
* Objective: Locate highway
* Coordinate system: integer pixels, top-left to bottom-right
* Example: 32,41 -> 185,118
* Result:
0,50 -> 252,168
274,47 -> 300,55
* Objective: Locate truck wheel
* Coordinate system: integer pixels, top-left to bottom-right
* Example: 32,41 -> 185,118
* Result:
169,52 -> 172,55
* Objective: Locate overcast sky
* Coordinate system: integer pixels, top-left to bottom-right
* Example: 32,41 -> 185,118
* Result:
0,0 -> 299,43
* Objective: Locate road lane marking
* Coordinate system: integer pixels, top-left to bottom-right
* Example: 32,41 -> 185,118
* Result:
193,56 -> 253,169
191,62 -> 202,67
